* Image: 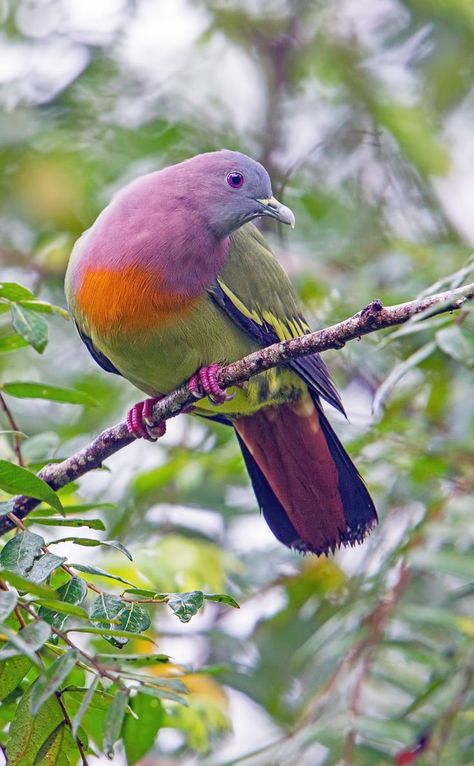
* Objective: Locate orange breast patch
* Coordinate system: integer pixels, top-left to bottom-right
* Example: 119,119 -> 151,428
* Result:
76,264 -> 198,333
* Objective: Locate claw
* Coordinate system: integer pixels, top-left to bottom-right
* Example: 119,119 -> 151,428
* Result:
188,364 -> 234,405
127,397 -> 166,441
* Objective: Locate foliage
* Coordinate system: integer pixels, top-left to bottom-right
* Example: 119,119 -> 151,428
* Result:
0,1 -> 473,765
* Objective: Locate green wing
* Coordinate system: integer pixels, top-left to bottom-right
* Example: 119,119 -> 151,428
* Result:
211,224 -> 344,414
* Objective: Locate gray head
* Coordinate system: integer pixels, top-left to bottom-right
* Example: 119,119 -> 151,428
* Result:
167,149 -> 295,239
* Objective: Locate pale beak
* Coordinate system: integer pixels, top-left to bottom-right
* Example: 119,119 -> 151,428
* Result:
257,196 -> 296,228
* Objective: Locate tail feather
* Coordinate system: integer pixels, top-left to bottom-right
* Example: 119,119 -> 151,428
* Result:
234,394 -> 377,555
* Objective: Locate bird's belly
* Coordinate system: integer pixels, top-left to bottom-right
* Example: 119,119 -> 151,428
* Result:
89,294 -> 305,417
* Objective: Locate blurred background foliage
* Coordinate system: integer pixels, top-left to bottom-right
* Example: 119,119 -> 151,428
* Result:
0,0 -> 473,764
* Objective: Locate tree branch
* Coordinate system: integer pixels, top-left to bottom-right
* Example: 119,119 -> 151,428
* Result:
1,282 -> 472,536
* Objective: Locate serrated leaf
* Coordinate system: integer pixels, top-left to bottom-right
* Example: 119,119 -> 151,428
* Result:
0,282 -> 35,301
0,588 -> 18,620
0,655 -> 32,700
5,680 -> 65,766
70,562 -> 134,586
28,553 -> 66,583
11,304 -> 49,353
123,691 -> 164,765
2,381 -> 97,406
49,537 -> 132,560
205,592 -> 240,608
27,517 -> 106,530
103,689 -> 128,758
167,591 -> 205,623
0,460 -> 62,512
0,620 -> 51,663
0,530 -> 45,575
30,649 -> 79,714
71,676 -> 100,737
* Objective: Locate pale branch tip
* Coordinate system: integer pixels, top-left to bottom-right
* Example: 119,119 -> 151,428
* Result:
1,281 -> 473,536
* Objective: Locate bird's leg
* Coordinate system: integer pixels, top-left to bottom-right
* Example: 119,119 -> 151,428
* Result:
188,363 -> 234,405
127,396 -> 166,441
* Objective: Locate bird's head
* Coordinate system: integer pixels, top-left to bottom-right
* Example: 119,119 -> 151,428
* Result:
172,150 -> 295,239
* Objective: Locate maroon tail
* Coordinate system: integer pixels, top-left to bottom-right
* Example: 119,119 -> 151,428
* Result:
234,395 -> 376,555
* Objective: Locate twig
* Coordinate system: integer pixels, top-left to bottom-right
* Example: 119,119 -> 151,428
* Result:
0,281 -> 472,536
0,392 -> 24,466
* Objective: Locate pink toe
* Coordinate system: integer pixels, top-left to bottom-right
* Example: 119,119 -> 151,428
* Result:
188,374 -> 200,398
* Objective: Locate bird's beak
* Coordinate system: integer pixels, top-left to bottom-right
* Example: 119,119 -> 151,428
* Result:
257,196 -> 296,228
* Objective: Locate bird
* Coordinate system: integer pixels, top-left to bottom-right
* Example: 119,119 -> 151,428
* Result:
65,150 -> 377,555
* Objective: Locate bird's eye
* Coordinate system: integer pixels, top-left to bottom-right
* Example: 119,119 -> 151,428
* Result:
226,171 -> 244,189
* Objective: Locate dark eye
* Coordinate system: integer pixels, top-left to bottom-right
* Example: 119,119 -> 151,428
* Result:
227,171 -> 244,189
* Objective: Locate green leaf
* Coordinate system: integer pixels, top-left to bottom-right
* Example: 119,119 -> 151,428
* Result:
398,604 -> 474,636
0,282 -> 35,301
373,341 -> 437,418
67,626 -> 155,642
167,591 -> 205,623
122,588 -> 164,598
38,575 -> 88,631
2,381 -> 97,406
0,460 -> 62,512
103,689 -> 128,758
0,333 -> 29,352
11,304 -> 49,353
34,721 -> 78,766
49,537 -> 132,560
0,588 -> 18,620
27,517 -> 106,530
132,684 -> 188,706
0,620 -> 51,663
89,594 -> 149,648
204,592 -> 240,609
123,691 -> 164,765
28,553 -> 66,583
35,599 -> 88,619
30,649 -> 79,714
0,530 -> 45,575
0,569 -> 56,597
113,602 -> 151,647
5,680 -> 64,766
17,299 -> 69,320
96,653 -> 170,666
71,676 -> 99,737
436,325 -> 474,367
70,562 -> 134,586
89,593 -> 123,623
0,655 -> 32,700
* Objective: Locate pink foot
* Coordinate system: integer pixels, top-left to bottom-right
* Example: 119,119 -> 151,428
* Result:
127,397 -> 166,442
188,364 -> 234,406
